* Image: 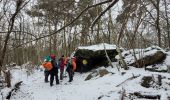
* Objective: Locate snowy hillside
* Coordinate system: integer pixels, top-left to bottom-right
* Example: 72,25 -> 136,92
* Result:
1,45 -> 170,100
1,65 -> 170,100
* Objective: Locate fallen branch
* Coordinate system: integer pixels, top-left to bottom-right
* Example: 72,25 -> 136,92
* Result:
120,88 -> 125,100
145,68 -> 167,73
132,92 -> 160,99
116,75 -> 140,87
6,81 -> 23,99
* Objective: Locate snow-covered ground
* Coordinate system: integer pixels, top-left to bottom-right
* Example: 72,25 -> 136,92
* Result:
1,45 -> 170,100
1,66 -> 170,100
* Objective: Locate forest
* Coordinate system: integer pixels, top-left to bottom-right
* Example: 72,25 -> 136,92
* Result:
0,0 -> 170,100
0,0 -> 169,67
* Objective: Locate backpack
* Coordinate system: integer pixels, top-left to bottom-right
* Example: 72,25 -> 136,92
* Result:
67,58 -> 76,71
42,62 -> 53,71
55,60 -> 60,69
51,59 -> 60,69
72,59 -> 76,71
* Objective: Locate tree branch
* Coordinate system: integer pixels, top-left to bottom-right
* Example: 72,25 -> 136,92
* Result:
90,0 -> 119,28
12,0 -> 113,49
0,31 -> 36,38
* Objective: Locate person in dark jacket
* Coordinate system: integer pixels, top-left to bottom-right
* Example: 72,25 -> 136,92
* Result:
66,57 -> 76,82
49,55 -> 59,86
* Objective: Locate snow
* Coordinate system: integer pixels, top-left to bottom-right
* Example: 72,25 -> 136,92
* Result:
0,66 -> 169,100
75,0 -> 79,2
1,67 -> 30,99
77,43 -> 117,51
116,46 -> 167,65
1,46 -> 170,100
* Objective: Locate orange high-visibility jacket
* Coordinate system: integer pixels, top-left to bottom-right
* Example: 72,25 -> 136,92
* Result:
42,62 -> 53,71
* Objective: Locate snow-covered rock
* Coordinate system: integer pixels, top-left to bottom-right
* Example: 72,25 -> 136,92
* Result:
85,67 -> 109,81
116,46 -> 167,70
72,43 -> 123,72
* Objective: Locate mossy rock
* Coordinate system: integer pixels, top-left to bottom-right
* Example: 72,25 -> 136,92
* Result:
98,69 -> 109,77
141,76 -> 153,88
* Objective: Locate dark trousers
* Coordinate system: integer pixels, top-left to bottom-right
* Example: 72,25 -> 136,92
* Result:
68,68 -> 74,82
60,69 -> 64,80
49,70 -> 59,86
80,65 -> 83,73
44,70 -> 50,82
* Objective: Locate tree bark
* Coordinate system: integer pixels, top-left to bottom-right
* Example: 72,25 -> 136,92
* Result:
164,0 -> 170,48
117,20 -> 128,70
151,0 -> 161,47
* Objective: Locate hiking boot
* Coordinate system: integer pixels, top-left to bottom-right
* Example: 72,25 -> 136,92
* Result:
45,81 -> 49,83
50,84 -> 53,86
56,81 -> 59,85
56,83 -> 59,85
68,79 -> 72,82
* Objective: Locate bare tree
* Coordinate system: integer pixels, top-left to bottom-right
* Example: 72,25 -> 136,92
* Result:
0,0 -> 30,87
163,0 -> 170,48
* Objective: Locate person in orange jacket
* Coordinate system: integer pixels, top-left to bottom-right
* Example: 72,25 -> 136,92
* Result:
66,57 -> 76,82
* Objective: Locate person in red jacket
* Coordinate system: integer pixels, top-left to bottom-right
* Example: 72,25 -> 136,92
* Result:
59,55 -> 65,80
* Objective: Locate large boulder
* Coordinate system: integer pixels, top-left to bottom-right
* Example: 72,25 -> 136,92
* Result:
73,43 -> 122,72
117,46 -> 167,68
130,51 -> 166,68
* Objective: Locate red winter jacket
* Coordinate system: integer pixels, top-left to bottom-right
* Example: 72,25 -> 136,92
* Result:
60,57 -> 65,70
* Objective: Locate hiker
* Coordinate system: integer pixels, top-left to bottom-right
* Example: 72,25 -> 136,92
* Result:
66,57 -> 76,82
49,54 -> 59,86
59,55 -> 65,80
43,56 -> 51,83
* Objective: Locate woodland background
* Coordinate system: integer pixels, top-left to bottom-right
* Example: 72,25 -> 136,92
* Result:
0,0 -> 169,70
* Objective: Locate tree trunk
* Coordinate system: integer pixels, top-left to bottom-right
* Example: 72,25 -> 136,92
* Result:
117,21 -> 128,70
5,70 -> 11,87
151,0 -> 161,47
164,0 -> 170,48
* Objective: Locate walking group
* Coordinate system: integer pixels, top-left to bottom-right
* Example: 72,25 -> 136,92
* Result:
42,54 -> 76,86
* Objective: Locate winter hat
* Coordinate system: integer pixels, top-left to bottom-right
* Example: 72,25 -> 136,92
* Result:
44,56 -> 52,62
50,54 -> 56,60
